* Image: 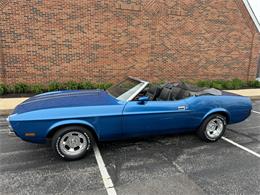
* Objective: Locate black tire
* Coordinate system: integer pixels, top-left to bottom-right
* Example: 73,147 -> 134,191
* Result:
197,114 -> 227,142
51,125 -> 93,160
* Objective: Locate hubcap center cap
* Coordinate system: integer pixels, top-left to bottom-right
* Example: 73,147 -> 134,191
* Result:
68,137 -> 80,147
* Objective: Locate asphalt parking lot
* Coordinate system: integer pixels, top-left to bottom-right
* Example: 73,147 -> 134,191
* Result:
0,102 -> 260,195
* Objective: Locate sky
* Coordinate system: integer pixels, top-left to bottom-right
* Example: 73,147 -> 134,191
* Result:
248,0 -> 260,24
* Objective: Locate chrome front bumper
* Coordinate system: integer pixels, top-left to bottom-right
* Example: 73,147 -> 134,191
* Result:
6,116 -> 15,135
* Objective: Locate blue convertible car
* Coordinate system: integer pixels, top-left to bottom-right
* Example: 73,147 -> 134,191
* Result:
7,77 -> 252,160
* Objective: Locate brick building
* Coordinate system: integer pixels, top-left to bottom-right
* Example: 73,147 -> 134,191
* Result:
0,0 -> 260,85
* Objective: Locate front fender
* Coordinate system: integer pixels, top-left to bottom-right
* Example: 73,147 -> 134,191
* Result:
47,119 -> 98,138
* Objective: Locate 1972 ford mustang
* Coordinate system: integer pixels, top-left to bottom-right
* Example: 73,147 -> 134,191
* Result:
7,77 -> 252,160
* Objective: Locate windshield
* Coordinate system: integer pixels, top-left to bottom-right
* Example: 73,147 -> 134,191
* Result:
107,78 -> 147,101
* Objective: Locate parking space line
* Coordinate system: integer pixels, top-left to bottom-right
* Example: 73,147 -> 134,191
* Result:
222,136 -> 260,158
0,131 -> 7,133
0,128 -> 9,132
0,126 -> 8,129
93,142 -> 117,195
252,110 -> 260,115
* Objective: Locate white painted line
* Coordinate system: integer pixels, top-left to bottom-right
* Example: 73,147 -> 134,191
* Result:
0,128 -> 10,131
222,136 -> 260,158
252,110 -> 260,115
172,161 -> 184,173
93,142 -> 117,195
0,132 -> 17,137
0,131 -> 10,134
160,153 -> 184,173
0,128 -> 9,132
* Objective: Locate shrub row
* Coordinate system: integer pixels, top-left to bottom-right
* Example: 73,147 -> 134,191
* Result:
195,79 -> 260,90
0,81 -> 112,96
0,79 -> 259,96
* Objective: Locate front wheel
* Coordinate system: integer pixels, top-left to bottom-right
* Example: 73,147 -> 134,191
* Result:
197,114 -> 227,142
52,126 -> 93,160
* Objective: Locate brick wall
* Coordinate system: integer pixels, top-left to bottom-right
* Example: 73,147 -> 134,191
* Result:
0,0 -> 260,84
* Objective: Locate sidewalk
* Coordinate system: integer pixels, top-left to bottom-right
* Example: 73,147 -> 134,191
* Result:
225,89 -> 260,100
1,89 -> 260,115
0,98 -> 28,115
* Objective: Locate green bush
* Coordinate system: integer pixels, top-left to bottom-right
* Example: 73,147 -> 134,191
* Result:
197,80 -> 212,88
64,81 -> 81,90
48,81 -> 64,91
211,82 -> 223,90
5,85 -> 16,94
231,78 -> 246,89
247,80 -> 260,88
1,79 -> 258,96
222,80 -> 234,90
94,83 -> 112,90
82,81 -> 95,89
0,84 -> 4,95
30,84 -> 46,94
196,78 -> 260,90
14,83 -> 30,93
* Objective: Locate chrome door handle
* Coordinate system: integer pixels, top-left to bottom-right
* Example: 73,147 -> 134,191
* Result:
178,106 -> 186,110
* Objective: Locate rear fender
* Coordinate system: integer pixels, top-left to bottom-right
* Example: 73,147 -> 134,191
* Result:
202,108 -> 230,124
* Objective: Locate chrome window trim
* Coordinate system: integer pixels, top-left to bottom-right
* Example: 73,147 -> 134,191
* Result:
126,77 -> 149,101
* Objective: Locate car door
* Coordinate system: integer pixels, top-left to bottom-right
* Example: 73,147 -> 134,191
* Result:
122,99 -> 193,138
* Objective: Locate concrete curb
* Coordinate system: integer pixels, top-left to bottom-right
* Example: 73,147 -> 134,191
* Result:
250,96 -> 260,101
0,109 -> 12,116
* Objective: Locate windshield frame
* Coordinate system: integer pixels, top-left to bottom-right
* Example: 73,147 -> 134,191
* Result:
107,76 -> 149,102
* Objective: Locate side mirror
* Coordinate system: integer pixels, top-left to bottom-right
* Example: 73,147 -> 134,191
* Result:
137,96 -> 149,104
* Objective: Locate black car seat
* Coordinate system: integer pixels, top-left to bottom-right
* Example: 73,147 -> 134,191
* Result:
146,85 -> 162,100
175,88 -> 191,100
176,81 -> 205,92
169,87 -> 182,100
156,87 -> 172,101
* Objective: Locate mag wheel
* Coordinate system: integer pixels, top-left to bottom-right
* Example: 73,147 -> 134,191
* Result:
197,114 -> 226,142
52,126 -> 93,160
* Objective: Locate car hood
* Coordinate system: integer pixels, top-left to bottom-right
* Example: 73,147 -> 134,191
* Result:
13,90 -> 119,114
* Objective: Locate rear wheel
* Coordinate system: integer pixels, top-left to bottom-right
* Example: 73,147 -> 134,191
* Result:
52,126 -> 93,160
197,114 -> 226,142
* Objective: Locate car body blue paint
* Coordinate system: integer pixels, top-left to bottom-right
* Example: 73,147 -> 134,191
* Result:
122,99 -> 193,138
8,88 -> 252,144
14,90 -> 119,114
